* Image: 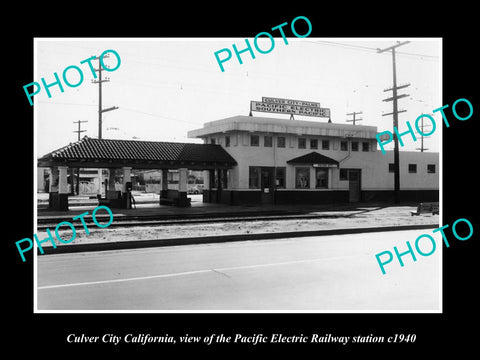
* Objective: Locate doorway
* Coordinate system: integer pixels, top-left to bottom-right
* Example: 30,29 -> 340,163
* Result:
260,167 -> 275,204
348,169 -> 361,202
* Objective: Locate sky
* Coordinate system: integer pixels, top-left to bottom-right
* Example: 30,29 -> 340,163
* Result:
34,38 -> 441,157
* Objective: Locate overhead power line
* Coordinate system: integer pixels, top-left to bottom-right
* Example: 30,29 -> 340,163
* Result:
120,107 -> 203,126
310,41 -> 439,60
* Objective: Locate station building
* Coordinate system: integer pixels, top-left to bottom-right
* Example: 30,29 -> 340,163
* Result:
187,115 -> 439,205
38,107 -> 439,210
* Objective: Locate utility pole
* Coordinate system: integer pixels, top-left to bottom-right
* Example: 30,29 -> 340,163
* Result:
91,54 -> 118,139
73,120 -> 88,141
72,120 -> 88,195
378,41 -> 410,204
91,55 -> 118,196
346,111 -> 363,125
415,114 -> 431,152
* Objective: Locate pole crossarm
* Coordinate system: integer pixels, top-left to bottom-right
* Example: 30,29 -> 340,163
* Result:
377,41 -> 411,53
346,111 -> 363,125
101,106 -> 119,113
382,93 -> 410,102
382,109 -> 407,116
384,83 -> 411,92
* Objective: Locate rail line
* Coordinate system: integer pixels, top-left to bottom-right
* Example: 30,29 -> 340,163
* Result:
36,211 -> 358,231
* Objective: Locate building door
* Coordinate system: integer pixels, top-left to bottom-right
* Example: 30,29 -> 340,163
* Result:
261,167 -> 275,204
348,169 -> 361,202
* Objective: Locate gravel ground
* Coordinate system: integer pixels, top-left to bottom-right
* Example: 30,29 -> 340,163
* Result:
42,205 -> 439,246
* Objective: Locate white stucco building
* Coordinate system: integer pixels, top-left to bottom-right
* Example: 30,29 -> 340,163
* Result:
188,115 -> 439,205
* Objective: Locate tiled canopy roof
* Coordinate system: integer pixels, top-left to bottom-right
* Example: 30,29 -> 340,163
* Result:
38,137 -> 237,169
287,152 -> 339,166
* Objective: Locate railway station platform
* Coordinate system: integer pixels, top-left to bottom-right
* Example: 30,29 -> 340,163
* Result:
37,190 -> 432,222
38,191 -> 344,219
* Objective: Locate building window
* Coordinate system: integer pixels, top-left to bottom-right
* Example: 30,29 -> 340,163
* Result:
351,141 -> 359,151
264,135 -> 273,147
298,138 -> 306,149
340,169 -> 348,181
295,167 -> 310,189
221,169 -> 228,189
427,164 -> 436,173
249,166 -> 261,189
225,170 -> 231,189
388,163 -> 395,173
210,138 -> 216,145
408,164 -> 417,173
275,167 -> 286,188
341,141 -> 348,151
277,136 -> 286,148
322,140 -> 330,150
310,139 -> 318,149
225,135 -> 230,147
315,168 -> 328,188
250,135 -> 259,147
362,142 -> 369,152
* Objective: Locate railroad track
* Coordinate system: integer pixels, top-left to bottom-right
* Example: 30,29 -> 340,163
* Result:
35,211 -> 358,231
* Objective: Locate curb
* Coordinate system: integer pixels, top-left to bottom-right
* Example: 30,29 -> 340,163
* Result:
38,224 -> 438,256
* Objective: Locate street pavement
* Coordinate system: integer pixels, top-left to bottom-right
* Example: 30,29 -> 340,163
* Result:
36,229 -> 441,312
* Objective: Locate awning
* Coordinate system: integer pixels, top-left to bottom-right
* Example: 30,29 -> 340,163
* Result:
286,152 -> 339,167
37,136 -> 237,170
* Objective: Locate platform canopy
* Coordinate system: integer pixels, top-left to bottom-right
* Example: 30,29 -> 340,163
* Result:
286,152 -> 339,167
37,136 -> 237,170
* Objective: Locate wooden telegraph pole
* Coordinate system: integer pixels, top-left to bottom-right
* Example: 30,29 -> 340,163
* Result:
91,54 -> 118,139
346,111 -> 363,125
91,54 -> 118,196
377,41 -> 410,204
72,120 -> 88,195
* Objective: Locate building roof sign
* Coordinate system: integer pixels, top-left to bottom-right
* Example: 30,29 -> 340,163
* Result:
262,97 -> 321,108
251,97 -> 331,118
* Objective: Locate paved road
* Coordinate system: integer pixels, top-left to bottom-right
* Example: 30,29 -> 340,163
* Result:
36,230 -> 441,311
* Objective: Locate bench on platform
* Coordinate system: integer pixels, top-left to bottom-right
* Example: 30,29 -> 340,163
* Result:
98,190 -> 124,208
159,197 -> 176,205
410,202 -> 439,216
159,197 -> 191,206
160,189 -> 191,207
